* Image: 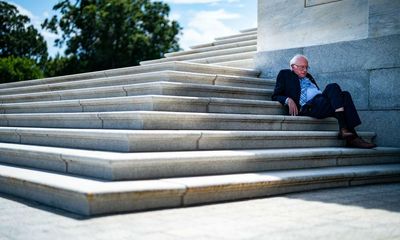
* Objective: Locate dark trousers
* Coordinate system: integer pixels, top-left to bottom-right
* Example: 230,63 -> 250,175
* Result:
300,83 -> 361,129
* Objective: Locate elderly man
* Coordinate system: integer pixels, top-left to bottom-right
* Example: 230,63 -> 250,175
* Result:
272,54 -> 376,148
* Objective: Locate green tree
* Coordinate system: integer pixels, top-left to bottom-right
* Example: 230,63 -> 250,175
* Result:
43,0 -> 181,74
0,1 -> 48,66
44,54 -> 82,77
0,57 -> 43,83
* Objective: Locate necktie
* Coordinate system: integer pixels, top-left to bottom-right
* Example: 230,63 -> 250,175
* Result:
300,78 -> 310,106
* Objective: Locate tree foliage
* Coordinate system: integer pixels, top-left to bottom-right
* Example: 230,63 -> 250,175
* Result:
0,57 -> 43,83
43,54 -> 82,77
0,1 -> 48,65
43,0 -> 181,74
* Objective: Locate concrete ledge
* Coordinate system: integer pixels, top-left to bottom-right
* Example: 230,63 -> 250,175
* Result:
240,27 -> 257,33
171,61 -> 259,76
0,71 -> 268,96
0,71 -> 271,99
0,127 -> 375,152
0,143 -> 399,180
215,31 -> 257,41
216,59 -> 255,69
0,164 -> 186,216
0,81 -> 273,104
141,45 -> 256,65
0,62 -> 260,91
190,35 -> 257,49
165,40 -> 257,58
0,95 -> 282,115
177,164 -> 400,206
0,111 -> 337,131
0,163 -> 398,215
189,52 -> 256,65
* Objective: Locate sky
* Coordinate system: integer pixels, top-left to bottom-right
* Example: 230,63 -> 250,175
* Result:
6,0 -> 257,57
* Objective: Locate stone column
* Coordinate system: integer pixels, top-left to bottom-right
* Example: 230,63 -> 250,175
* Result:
255,0 -> 400,147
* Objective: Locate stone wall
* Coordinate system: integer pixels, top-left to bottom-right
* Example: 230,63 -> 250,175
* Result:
255,34 -> 400,147
258,0 -> 400,52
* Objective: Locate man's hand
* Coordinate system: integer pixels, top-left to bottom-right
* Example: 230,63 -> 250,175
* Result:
287,98 -> 298,116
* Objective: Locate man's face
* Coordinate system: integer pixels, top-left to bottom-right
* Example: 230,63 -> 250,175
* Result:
291,57 -> 309,78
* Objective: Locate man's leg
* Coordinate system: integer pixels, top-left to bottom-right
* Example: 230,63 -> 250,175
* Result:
322,83 -> 375,148
322,83 -> 357,138
341,91 -> 361,130
301,95 -> 335,119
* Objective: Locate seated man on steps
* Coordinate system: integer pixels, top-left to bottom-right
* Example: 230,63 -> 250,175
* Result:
271,54 -> 376,148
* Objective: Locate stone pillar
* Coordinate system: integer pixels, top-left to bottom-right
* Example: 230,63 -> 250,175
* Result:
255,0 -> 400,147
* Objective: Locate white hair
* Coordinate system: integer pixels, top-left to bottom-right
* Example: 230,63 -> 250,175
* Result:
290,54 -> 308,69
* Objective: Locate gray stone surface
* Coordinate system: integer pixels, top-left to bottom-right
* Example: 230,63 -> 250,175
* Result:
1,183 -> 399,240
256,34 -> 400,76
304,34 -> 400,73
358,110 -> 400,147
258,0 -> 368,52
314,71 -> 369,110
255,48 -> 303,78
370,68 -> 400,109
369,0 -> 400,38
305,0 -> 342,7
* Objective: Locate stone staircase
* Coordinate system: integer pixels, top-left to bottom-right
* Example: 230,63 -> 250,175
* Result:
0,28 -> 400,216
140,28 -> 257,68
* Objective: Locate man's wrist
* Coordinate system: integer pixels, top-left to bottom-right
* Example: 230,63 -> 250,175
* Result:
285,98 -> 289,106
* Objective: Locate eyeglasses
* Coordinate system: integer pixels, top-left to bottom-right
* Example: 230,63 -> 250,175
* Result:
293,64 -> 309,71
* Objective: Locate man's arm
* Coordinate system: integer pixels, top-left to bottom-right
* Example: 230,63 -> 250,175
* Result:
272,70 -> 299,116
271,70 -> 289,105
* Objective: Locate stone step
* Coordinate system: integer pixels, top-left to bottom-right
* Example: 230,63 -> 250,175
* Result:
0,82 -> 273,104
0,111 -> 337,131
215,30 -> 257,41
216,59 -> 256,68
0,62 -> 260,90
1,143 -> 399,181
0,95 -> 283,115
189,52 -> 256,65
165,40 -> 257,58
0,127 -> 375,152
190,34 -> 257,49
141,45 -> 256,65
240,27 -> 257,33
0,71 -> 272,97
1,162 -> 399,215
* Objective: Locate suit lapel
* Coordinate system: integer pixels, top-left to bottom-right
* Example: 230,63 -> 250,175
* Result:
293,72 -> 301,104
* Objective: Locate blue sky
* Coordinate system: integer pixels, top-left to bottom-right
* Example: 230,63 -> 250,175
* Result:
6,0 -> 257,57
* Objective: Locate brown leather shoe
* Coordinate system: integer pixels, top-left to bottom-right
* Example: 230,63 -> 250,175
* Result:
346,137 -> 377,149
338,128 -> 355,140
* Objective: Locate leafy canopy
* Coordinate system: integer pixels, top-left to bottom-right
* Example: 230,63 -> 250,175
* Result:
43,0 -> 181,73
0,57 -> 43,83
0,1 -> 48,65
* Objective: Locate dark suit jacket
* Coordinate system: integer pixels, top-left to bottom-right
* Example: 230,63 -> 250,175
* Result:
271,69 -> 319,110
